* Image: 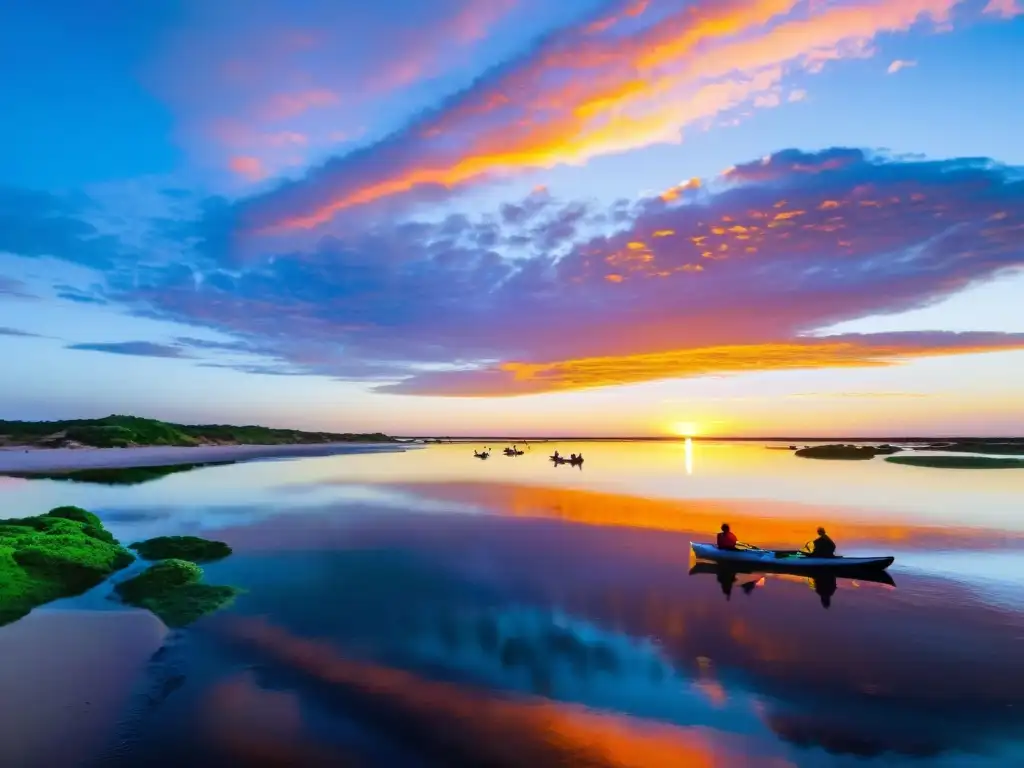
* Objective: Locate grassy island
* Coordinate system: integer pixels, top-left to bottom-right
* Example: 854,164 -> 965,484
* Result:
0,414 -> 393,449
0,506 -> 135,626
114,559 -> 240,628
130,535 -> 233,563
886,455 -> 1024,469
795,444 -> 902,460
913,440 -> 1024,456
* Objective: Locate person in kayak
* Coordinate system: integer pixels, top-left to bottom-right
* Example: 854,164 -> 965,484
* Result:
807,526 -> 836,557
716,523 -> 738,550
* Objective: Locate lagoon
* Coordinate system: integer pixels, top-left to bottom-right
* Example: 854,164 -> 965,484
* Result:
2,441 -> 1023,766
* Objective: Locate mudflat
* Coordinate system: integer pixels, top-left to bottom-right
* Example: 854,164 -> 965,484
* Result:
0,442 -> 406,474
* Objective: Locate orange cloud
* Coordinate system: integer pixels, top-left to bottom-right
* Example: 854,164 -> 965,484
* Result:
406,335 -> 1024,396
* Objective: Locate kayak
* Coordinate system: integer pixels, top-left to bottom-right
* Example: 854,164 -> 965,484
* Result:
690,542 -> 894,571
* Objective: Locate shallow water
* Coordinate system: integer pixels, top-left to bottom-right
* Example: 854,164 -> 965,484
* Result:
2,441 -> 1023,767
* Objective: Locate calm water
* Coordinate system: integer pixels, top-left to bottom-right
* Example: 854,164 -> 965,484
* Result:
2,441 -> 1023,767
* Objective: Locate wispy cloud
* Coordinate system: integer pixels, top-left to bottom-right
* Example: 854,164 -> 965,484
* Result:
222,0 -> 1011,238
787,391 -> 933,399
150,0 -> 527,183
0,276 -> 37,300
0,326 -> 43,338
887,58 -> 917,74
66,341 -> 190,359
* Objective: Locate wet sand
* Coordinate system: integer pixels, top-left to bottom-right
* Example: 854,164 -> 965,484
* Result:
0,442 -> 407,474
0,609 -> 168,768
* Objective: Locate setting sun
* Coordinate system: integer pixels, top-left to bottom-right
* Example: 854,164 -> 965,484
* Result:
669,421 -> 700,437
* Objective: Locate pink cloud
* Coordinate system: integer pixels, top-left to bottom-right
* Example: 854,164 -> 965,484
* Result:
983,0 -> 1023,18
259,89 -> 339,121
146,0 -> 527,184
228,156 -> 267,181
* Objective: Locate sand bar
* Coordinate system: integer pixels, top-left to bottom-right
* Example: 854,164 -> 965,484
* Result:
0,442 -> 407,474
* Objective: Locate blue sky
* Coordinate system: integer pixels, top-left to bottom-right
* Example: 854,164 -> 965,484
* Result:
1,0 -> 1022,436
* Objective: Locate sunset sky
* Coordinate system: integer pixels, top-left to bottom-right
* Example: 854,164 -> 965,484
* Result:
1,0 -> 1022,436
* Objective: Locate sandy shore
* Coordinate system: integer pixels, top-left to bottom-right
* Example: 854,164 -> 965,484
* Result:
0,442 -> 407,474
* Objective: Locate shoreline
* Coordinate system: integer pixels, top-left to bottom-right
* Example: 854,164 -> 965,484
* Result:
0,442 -> 407,474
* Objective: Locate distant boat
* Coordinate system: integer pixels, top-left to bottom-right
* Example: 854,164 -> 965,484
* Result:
473,450 -> 490,459
551,454 -> 584,466
503,447 -> 524,456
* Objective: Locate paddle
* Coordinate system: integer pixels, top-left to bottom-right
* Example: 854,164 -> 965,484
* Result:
771,541 -> 814,558
734,542 -> 765,552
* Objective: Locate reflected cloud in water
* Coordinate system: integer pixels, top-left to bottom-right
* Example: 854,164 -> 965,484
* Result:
214,617 -> 784,768
195,506 -> 1024,763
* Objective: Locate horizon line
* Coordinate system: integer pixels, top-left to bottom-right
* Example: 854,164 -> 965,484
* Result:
394,435 -> 1022,442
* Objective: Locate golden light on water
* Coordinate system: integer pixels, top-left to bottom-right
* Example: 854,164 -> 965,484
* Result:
684,437 -> 693,475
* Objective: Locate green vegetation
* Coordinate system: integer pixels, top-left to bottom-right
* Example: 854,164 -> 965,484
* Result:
886,455 -> 1024,469
114,559 -> 240,627
0,414 -> 393,449
915,440 -> 1024,456
5,462 -> 234,486
0,506 -> 135,626
130,535 -> 233,563
795,444 -> 902,460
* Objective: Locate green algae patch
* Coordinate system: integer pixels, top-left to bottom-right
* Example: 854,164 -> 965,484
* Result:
114,559 -> 240,628
886,455 -> 1024,469
0,507 -> 135,627
130,535 -> 233,563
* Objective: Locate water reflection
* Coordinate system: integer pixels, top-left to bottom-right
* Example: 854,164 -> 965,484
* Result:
3,444 -> 1023,766
1,462 -> 234,486
197,510 -> 1024,758
688,562 -> 896,609
212,617 -> 769,768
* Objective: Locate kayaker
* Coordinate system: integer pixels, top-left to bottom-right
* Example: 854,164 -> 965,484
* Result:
553,450 -> 561,460
716,523 -> 738,550
808,526 -> 836,557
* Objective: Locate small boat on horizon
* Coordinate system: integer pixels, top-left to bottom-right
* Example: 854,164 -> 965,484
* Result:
550,453 -> 584,466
